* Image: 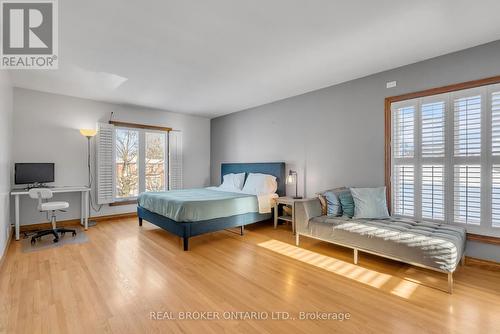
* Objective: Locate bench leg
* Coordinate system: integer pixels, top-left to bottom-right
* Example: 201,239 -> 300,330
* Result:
183,237 -> 189,251
353,249 -> 358,265
448,273 -> 453,294
240,225 -> 244,236
138,217 -> 143,226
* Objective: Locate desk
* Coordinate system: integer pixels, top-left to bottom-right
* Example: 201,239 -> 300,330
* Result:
10,186 -> 91,241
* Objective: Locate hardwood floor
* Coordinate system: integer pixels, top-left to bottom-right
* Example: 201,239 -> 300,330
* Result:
1,217 -> 499,334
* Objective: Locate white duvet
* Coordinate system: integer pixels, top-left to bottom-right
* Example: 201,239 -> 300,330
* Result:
207,186 -> 278,214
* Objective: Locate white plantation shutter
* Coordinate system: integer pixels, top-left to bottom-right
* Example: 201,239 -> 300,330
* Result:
391,84 -> 500,237
421,101 -> 445,157
454,95 -> 481,157
168,131 -> 183,190
393,106 -> 415,158
492,92 -> 500,155
492,166 -> 500,227
453,165 -> 481,225
96,123 -> 115,204
422,165 -> 444,220
393,165 -> 414,216
392,103 -> 416,217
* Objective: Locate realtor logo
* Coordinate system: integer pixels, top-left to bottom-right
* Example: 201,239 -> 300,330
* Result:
1,0 -> 58,69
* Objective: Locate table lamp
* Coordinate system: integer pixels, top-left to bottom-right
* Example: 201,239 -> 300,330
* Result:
286,170 -> 302,199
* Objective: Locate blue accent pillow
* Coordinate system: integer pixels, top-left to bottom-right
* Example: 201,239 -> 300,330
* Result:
323,189 -> 343,216
338,190 -> 355,218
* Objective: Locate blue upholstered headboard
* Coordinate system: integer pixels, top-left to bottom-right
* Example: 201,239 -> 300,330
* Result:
221,162 -> 286,197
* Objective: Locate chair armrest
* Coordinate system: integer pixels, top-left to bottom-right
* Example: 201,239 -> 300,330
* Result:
295,198 -> 322,234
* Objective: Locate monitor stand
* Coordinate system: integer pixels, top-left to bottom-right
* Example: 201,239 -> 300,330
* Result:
25,183 -> 54,190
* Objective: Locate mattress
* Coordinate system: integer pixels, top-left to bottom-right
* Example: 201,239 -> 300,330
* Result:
307,216 -> 466,272
138,188 -> 259,222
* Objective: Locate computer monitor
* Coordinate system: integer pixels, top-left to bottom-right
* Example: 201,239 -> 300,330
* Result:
15,163 -> 55,185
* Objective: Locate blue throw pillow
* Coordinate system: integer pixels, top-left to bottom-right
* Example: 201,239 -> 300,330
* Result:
338,190 -> 355,218
323,190 -> 343,216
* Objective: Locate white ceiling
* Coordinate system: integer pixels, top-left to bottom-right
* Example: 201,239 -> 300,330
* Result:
10,0 -> 500,118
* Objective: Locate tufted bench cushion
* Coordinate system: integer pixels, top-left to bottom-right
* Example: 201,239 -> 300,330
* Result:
308,215 -> 467,272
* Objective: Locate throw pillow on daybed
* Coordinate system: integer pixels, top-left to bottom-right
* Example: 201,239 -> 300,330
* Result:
350,187 -> 389,219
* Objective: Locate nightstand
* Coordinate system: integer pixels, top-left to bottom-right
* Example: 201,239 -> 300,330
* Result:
273,197 -> 308,234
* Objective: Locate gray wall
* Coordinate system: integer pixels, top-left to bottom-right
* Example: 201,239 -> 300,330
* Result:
211,40 -> 500,262
12,88 -> 211,225
0,72 -> 13,259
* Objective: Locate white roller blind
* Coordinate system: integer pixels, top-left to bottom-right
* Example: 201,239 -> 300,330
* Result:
454,95 -> 481,157
453,165 -> 481,225
96,123 -> 115,204
422,165 -> 444,220
168,131 -> 183,190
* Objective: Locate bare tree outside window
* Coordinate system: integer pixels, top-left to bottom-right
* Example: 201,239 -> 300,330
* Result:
146,132 -> 166,191
116,129 -> 139,198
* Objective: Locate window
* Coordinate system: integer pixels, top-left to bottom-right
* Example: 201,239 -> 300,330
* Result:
116,128 -> 140,199
115,127 -> 168,200
389,82 -> 500,237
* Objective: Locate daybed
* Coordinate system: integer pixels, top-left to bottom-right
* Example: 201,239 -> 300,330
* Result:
294,198 -> 467,293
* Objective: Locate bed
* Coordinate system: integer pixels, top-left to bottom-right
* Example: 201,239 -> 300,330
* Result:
137,162 -> 286,250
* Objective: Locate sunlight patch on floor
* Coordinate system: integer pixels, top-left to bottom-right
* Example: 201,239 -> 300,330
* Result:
258,239 -> 419,298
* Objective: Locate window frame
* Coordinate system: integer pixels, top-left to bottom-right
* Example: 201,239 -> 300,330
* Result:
113,125 -> 169,202
385,75 -> 500,238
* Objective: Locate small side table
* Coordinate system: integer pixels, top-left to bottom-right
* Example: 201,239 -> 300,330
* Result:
273,197 -> 308,234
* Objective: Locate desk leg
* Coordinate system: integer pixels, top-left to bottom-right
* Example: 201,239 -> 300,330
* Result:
274,203 -> 278,229
80,191 -> 84,226
84,191 -> 89,230
15,195 -> 20,241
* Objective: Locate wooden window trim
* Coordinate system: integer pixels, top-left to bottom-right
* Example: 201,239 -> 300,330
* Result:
109,199 -> 137,206
109,120 -> 172,132
467,233 -> 500,245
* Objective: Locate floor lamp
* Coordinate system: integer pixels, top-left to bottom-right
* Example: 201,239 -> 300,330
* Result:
80,129 -> 98,227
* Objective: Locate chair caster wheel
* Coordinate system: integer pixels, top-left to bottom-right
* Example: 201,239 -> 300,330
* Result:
31,238 -> 36,245
72,231 -> 77,237
53,238 -> 59,243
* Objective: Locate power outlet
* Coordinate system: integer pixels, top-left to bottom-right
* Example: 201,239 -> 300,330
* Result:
386,81 -> 397,88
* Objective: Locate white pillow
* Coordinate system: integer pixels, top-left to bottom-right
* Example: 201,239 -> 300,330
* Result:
220,173 -> 246,191
241,173 -> 277,195
351,187 -> 390,219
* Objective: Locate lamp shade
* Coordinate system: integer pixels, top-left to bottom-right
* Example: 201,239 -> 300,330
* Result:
286,174 -> 295,184
79,128 -> 97,137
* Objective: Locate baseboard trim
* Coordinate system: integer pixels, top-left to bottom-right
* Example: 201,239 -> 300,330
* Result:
0,225 -> 13,271
19,212 -> 138,232
465,256 -> 500,269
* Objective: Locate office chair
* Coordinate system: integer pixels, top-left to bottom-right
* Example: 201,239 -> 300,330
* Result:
28,188 -> 77,244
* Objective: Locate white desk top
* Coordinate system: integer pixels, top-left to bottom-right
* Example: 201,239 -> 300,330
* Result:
11,186 -> 90,195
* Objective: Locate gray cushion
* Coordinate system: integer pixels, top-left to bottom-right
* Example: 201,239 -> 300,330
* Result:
351,187 -> 389,219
